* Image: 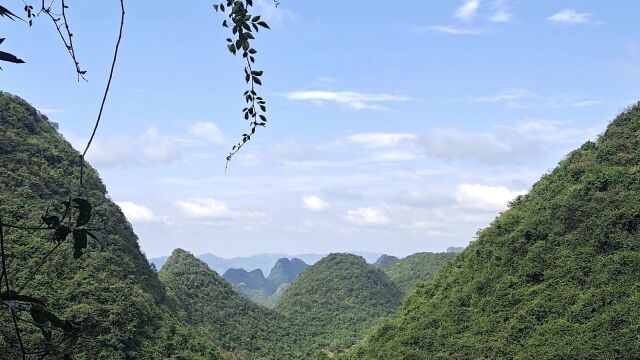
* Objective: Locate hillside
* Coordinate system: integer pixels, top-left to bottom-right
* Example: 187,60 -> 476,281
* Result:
275,253 -> 402,354
373,254 -> 400,269
385,252 -> 458,293
346,104 -> 640,359
0,92 -> 220,359
158,249 -> 313,359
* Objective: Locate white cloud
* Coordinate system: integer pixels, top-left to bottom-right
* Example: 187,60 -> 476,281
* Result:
176,198 -> 231,219
346,207 -> 390,226
490,10 -> 511,23
472,89 -> 540,106
418,25 -> 484,35
302,195 -> 329,212
188,122 -> 224,145
455,0 -> 480,21
347,133 -> 417,148
489,0 -> 512,23
571,100 -> 602,107
472,89 -> 602,109
456,184 -> 526,212
511,119 -> 599,143
548,9 -> 592,25
175,198 -> 270,229
38,108 -> 64,114
85,127 -> 179,167
420,127 -> 536,163
283,90 -> 410,111
254,0 -> 295,26
116,201 -> 158,224
368,151 -> 420,162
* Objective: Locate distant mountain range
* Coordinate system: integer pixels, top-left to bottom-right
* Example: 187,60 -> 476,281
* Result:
149,251 -> 384,274
223,257 -> 310,307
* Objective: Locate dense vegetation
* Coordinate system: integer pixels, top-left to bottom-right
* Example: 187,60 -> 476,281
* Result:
346,104 -> 640,359
158,249 -> 313,359
373,254 -> 400,269
275,253 -> 402,355
384,252 -> 458,293
0,92 -> 220,359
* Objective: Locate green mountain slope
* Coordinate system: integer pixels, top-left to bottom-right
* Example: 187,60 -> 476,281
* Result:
346,104 -> 640,359
158,249 -> 312,359
267,257 -> 308,287
373,254 -> 400,269
385,252 -> 457,293
275,253 -> 402,354
0,92 -> 220,359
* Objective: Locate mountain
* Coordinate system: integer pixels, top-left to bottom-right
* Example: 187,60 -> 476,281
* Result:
158,249 -> 313,359
275,253 -> 402,354
0,92 -> 220,359
345,104 -> 640,359
223,268 -> 269,290
223,257 -> 308,308
446,246 -> 465,253
373,254 -> 400,269
267,257 -> 308,286
384,252 -> 458,293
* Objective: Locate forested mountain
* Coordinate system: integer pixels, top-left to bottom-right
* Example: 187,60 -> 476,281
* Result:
223,268 -> 270,290
373,254 -> 400,269
275,253 -> 402,355
345,104 -> 640,359
384,252 -> 458,293
158,249 -> 314,359
267,257 -> 308,286
222,257 -> 308,308
0,92 -> 220,359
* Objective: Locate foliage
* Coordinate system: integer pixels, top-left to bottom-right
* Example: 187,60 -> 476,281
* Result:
213,0 -> 271,164
384,252 -> 457,293
345,103 -> 640,360
0,93 -> 220,359
275,253 -> 402,354
158,249 -> 314,359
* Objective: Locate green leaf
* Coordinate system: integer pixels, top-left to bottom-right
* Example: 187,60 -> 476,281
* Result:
257,21 -> 270,29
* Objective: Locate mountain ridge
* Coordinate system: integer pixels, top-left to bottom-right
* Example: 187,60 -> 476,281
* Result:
345,103 -> 640,359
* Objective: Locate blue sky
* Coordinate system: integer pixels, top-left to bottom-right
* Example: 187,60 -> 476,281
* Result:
2,0 -> 640,258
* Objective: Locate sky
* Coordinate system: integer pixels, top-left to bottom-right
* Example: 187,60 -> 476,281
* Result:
2,0 -> 640,258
